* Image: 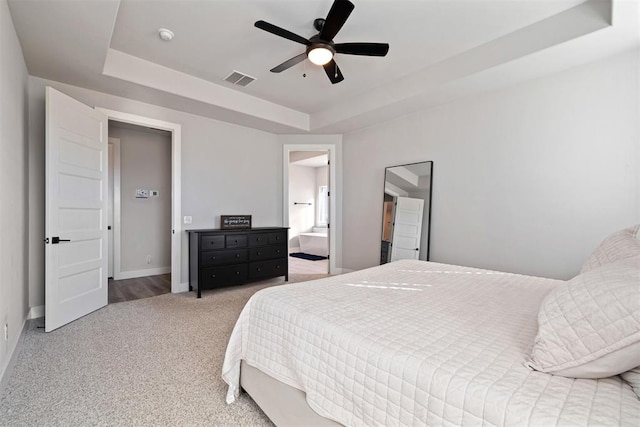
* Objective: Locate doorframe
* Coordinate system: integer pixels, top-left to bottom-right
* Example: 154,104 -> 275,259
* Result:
108,137 -> 121,279
283,144 -> 337,275
97,108 -> 184,293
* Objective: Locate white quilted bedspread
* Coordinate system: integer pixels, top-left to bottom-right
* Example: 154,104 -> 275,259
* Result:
222,260 -> 640,426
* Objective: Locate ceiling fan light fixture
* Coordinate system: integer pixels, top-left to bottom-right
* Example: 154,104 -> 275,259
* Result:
307,45 -> 334,66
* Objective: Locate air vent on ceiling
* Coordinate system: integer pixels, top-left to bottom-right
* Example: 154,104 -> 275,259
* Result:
223,70 -> 256,87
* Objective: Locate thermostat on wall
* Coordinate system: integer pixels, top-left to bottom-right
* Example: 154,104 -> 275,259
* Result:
135,189 -> 149,198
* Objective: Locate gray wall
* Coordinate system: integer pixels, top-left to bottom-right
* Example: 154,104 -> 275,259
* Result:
108,124 -> 171,274
0,0 -> 29,382
28,77 -> 282,307
343,50 -> 640,280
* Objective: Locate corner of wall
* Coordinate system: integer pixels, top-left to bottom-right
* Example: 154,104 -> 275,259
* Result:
0,0 -> 31,393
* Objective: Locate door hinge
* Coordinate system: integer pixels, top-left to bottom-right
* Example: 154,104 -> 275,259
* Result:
327,223 -> 330,229
328,191 -> 330,197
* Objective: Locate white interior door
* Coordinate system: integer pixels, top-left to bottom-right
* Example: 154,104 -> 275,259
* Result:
45,87 -> 108,332
390,196 -> 424,262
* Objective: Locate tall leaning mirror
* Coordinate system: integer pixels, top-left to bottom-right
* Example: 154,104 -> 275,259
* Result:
380,161 -> 433,264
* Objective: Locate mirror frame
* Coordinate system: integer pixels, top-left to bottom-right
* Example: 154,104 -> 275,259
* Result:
380,161 -> 433,263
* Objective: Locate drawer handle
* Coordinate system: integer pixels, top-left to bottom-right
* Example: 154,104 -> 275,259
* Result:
257,268 -> 261,272
211,274 -> 216,278
276,265 -> 280,269
235,254 -> 240,258
275,236 -> 280,240
235,271 -> 240,275
276,249 -> 280,254
257,238 -> 261,241
256,251 -> 261,256
210,256 -> 216,260
234,240 -> 238,243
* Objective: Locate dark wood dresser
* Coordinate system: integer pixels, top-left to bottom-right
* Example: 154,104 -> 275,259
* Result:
187,227 -> 288,298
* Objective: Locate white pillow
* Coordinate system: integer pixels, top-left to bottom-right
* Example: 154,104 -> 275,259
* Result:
581,224 -> 640,273
527,256 -> 640,378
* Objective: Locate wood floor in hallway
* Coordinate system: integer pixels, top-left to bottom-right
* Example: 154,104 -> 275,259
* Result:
108,273 -> 171,304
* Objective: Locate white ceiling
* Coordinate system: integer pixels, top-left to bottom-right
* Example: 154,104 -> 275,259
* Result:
7,0 -> 639,134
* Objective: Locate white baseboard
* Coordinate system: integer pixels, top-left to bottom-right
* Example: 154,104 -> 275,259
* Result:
0,317 -> 27,396
174,281 -> 190,293
115,266 -> 171,280
334,268 -> 354,274
28,305 -> 44,319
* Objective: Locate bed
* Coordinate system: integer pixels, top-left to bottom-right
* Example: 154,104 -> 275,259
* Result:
222,228 -> 640,426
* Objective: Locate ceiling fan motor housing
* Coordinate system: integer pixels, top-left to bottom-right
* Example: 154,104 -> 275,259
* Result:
313,18 -> 326,31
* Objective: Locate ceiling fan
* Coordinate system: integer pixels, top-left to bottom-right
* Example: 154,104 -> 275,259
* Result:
254,0 -> 389,84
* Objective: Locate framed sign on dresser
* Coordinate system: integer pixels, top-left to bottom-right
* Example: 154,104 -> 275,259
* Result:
187,227 -> 288,298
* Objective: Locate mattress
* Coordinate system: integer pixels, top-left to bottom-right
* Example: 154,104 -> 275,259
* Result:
222,259 -> 640,426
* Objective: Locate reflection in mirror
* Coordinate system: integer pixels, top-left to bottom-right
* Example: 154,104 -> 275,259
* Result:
380,161 -> 433,264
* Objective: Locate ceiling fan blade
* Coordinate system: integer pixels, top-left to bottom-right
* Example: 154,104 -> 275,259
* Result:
320,0 -> 354,41
323,59 -> 344,84
270,53 -> 307,73
335,42 -> 389,57
255,20 -> 310,45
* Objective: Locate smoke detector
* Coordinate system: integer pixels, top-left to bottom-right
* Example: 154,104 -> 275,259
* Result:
158,28 -> 174,41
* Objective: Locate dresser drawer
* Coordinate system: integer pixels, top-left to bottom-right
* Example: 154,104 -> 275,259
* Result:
249,259 -> 287,279
247,233 -> 270,247
268,231 -> 287,245
201,235 -> 224,250
249,245 -> 286,261
200,249 -> 248,266
201,264 -> 248,288
226,234 -> 248,248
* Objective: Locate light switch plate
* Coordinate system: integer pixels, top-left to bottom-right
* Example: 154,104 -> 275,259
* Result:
135,189 -> 149,198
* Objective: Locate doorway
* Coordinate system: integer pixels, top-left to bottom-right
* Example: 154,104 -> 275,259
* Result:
98,108 -> 183,295
283,143 -> 338,276
107,122 -> 172,303
287,150 -> 330,275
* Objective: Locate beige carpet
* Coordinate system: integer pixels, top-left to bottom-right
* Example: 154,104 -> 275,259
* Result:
0,274 -> 329,426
